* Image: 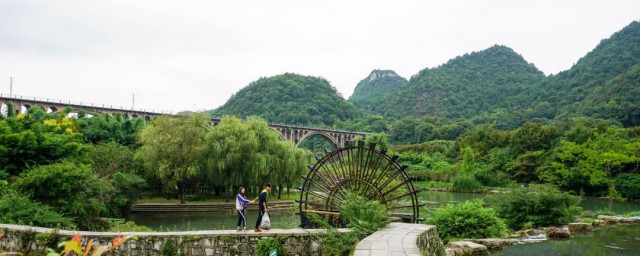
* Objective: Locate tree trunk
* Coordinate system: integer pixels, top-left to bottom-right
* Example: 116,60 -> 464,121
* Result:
278,184 -> 283,199
180,181 -> 186,204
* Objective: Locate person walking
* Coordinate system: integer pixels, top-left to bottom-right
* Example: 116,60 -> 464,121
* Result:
236,186 -> 255,232
254,183 -> 272,232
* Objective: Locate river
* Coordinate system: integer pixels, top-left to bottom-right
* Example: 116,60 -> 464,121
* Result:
129,191 -> 640,255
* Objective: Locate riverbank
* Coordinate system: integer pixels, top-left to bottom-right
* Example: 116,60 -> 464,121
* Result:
442,215 -> 640,256
131,200 -> 296,212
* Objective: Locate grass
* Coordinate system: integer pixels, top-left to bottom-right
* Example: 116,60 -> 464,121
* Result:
413,181 -> 452,189
138,192 -> 302,204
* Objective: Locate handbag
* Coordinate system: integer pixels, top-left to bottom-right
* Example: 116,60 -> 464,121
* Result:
261,211 -> 271,228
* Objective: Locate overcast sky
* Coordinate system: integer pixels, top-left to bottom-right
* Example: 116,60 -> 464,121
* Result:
1,0 -> 638,113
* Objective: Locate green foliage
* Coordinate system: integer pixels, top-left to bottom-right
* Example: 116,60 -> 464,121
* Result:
546,128 -> 639,210
106,172 -> 146,217
615,173 -> 640,199
12,161 -> 110,230
308,194 -> 390,256
139,114 -> 209,204
109,221 -> 153,232
451,175 -> 482,192
255,238 -> 283,256
0,190 -> 75,229
205,116 -> 310,198
0,110 -> 90,176
339,192 -> 391,237
211,73 -> 361,127
349,70 -> 407,114
77,113 -> 145,147
427,199 -> 508,243
90,141 -> 139,176
363,132 -> 389,149
490,186 -> 582,230
161,239 -> 179,256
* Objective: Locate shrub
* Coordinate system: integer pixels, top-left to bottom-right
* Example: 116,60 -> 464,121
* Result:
0,190 -> 75,229
162,239 -> 179,256
109,221 -> 153,232
107,172 -> 146,217
451,175 -> 482,192
255,238 -> 283,256
308,193 -> 391,255
427,199 -> 508,243
12,161 -> 110,230
490,185 -> 582,230
339,192 -> 391,237
615,173 -> 640,199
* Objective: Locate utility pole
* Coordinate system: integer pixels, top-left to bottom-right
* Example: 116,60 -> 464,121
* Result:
132,93 -> 135,110
9,77 -> 13,97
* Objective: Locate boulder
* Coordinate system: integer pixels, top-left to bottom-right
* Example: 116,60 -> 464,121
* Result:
547,227 -> 571,239
445,241 -> 488,255
593,219 -> 606,227
568,223 -> 593,233
597,215 -> 639,224
471,239 -> 517,250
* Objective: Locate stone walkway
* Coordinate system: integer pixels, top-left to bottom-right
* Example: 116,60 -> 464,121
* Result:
354,223 -> 441,256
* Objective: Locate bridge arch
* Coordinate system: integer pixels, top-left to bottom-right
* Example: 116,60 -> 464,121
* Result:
295,131 -> 338,148
20,104 -> 31,114
47,106 -> 58,113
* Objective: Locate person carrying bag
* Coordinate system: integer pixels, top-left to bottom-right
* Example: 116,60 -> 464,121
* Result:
254,183 -> 272,232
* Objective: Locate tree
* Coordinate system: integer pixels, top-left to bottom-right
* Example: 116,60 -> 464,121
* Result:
139,114 -> 209,204
549,128 -> 640,211
364,132 -> 389,149
12,161 -> 110,230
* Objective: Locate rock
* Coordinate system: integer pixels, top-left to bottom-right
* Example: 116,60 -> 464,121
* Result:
547,227 -> 571,239
597,215 -> 638,224
593,219 -> 606,227
445,241 -> 488,255
524,229 -> 538,236
568,223 -> 593,233
471,239 -> 517,250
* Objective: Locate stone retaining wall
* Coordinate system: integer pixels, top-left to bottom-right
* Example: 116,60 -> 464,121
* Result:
0,224 -> 346,256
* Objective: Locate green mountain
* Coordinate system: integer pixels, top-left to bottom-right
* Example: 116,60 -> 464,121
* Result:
348,70 -> 407,113
352,21 -> 640,128
547,21 -> 640,126
372,45 -> 545,120
210,73 -> 360,127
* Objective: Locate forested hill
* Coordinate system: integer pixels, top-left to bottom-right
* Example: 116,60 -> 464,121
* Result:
348,70 -> 407,113
209,73 -> 361,127
542,21 -> 640,126
351,21 -> 640,129
371,45 -> 545,120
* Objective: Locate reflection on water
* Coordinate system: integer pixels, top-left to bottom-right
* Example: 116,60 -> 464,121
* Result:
129,210 -> 300,231
420,191 -> 640,213
492,224 -> 640,256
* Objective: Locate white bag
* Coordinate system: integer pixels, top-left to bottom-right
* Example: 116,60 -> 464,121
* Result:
261,212 -> 271,228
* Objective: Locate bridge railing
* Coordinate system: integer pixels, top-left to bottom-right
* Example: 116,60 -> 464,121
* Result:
1,93 -> 368,135
0,93 -> 174,115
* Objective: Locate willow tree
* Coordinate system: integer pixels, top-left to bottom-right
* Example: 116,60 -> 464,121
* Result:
203,116 -> 310,199
139,114 -> 209,204
203,116 -> 259,198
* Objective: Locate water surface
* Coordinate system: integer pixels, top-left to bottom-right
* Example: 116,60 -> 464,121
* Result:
492,224 -> 640,256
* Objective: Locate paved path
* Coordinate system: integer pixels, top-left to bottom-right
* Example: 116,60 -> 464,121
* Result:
354,223 -> 436,256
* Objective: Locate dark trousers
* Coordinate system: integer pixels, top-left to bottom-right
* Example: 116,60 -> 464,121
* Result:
254,209 -> 265,229
237,209 -> 247,227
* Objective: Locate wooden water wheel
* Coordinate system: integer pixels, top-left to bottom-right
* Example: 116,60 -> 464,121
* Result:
298,141 -> 423,228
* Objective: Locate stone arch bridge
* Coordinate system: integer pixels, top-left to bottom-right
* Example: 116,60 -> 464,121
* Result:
1,94 -> 367,148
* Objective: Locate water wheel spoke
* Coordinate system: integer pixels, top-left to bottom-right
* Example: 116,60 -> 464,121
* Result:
299,143 -> 420,228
